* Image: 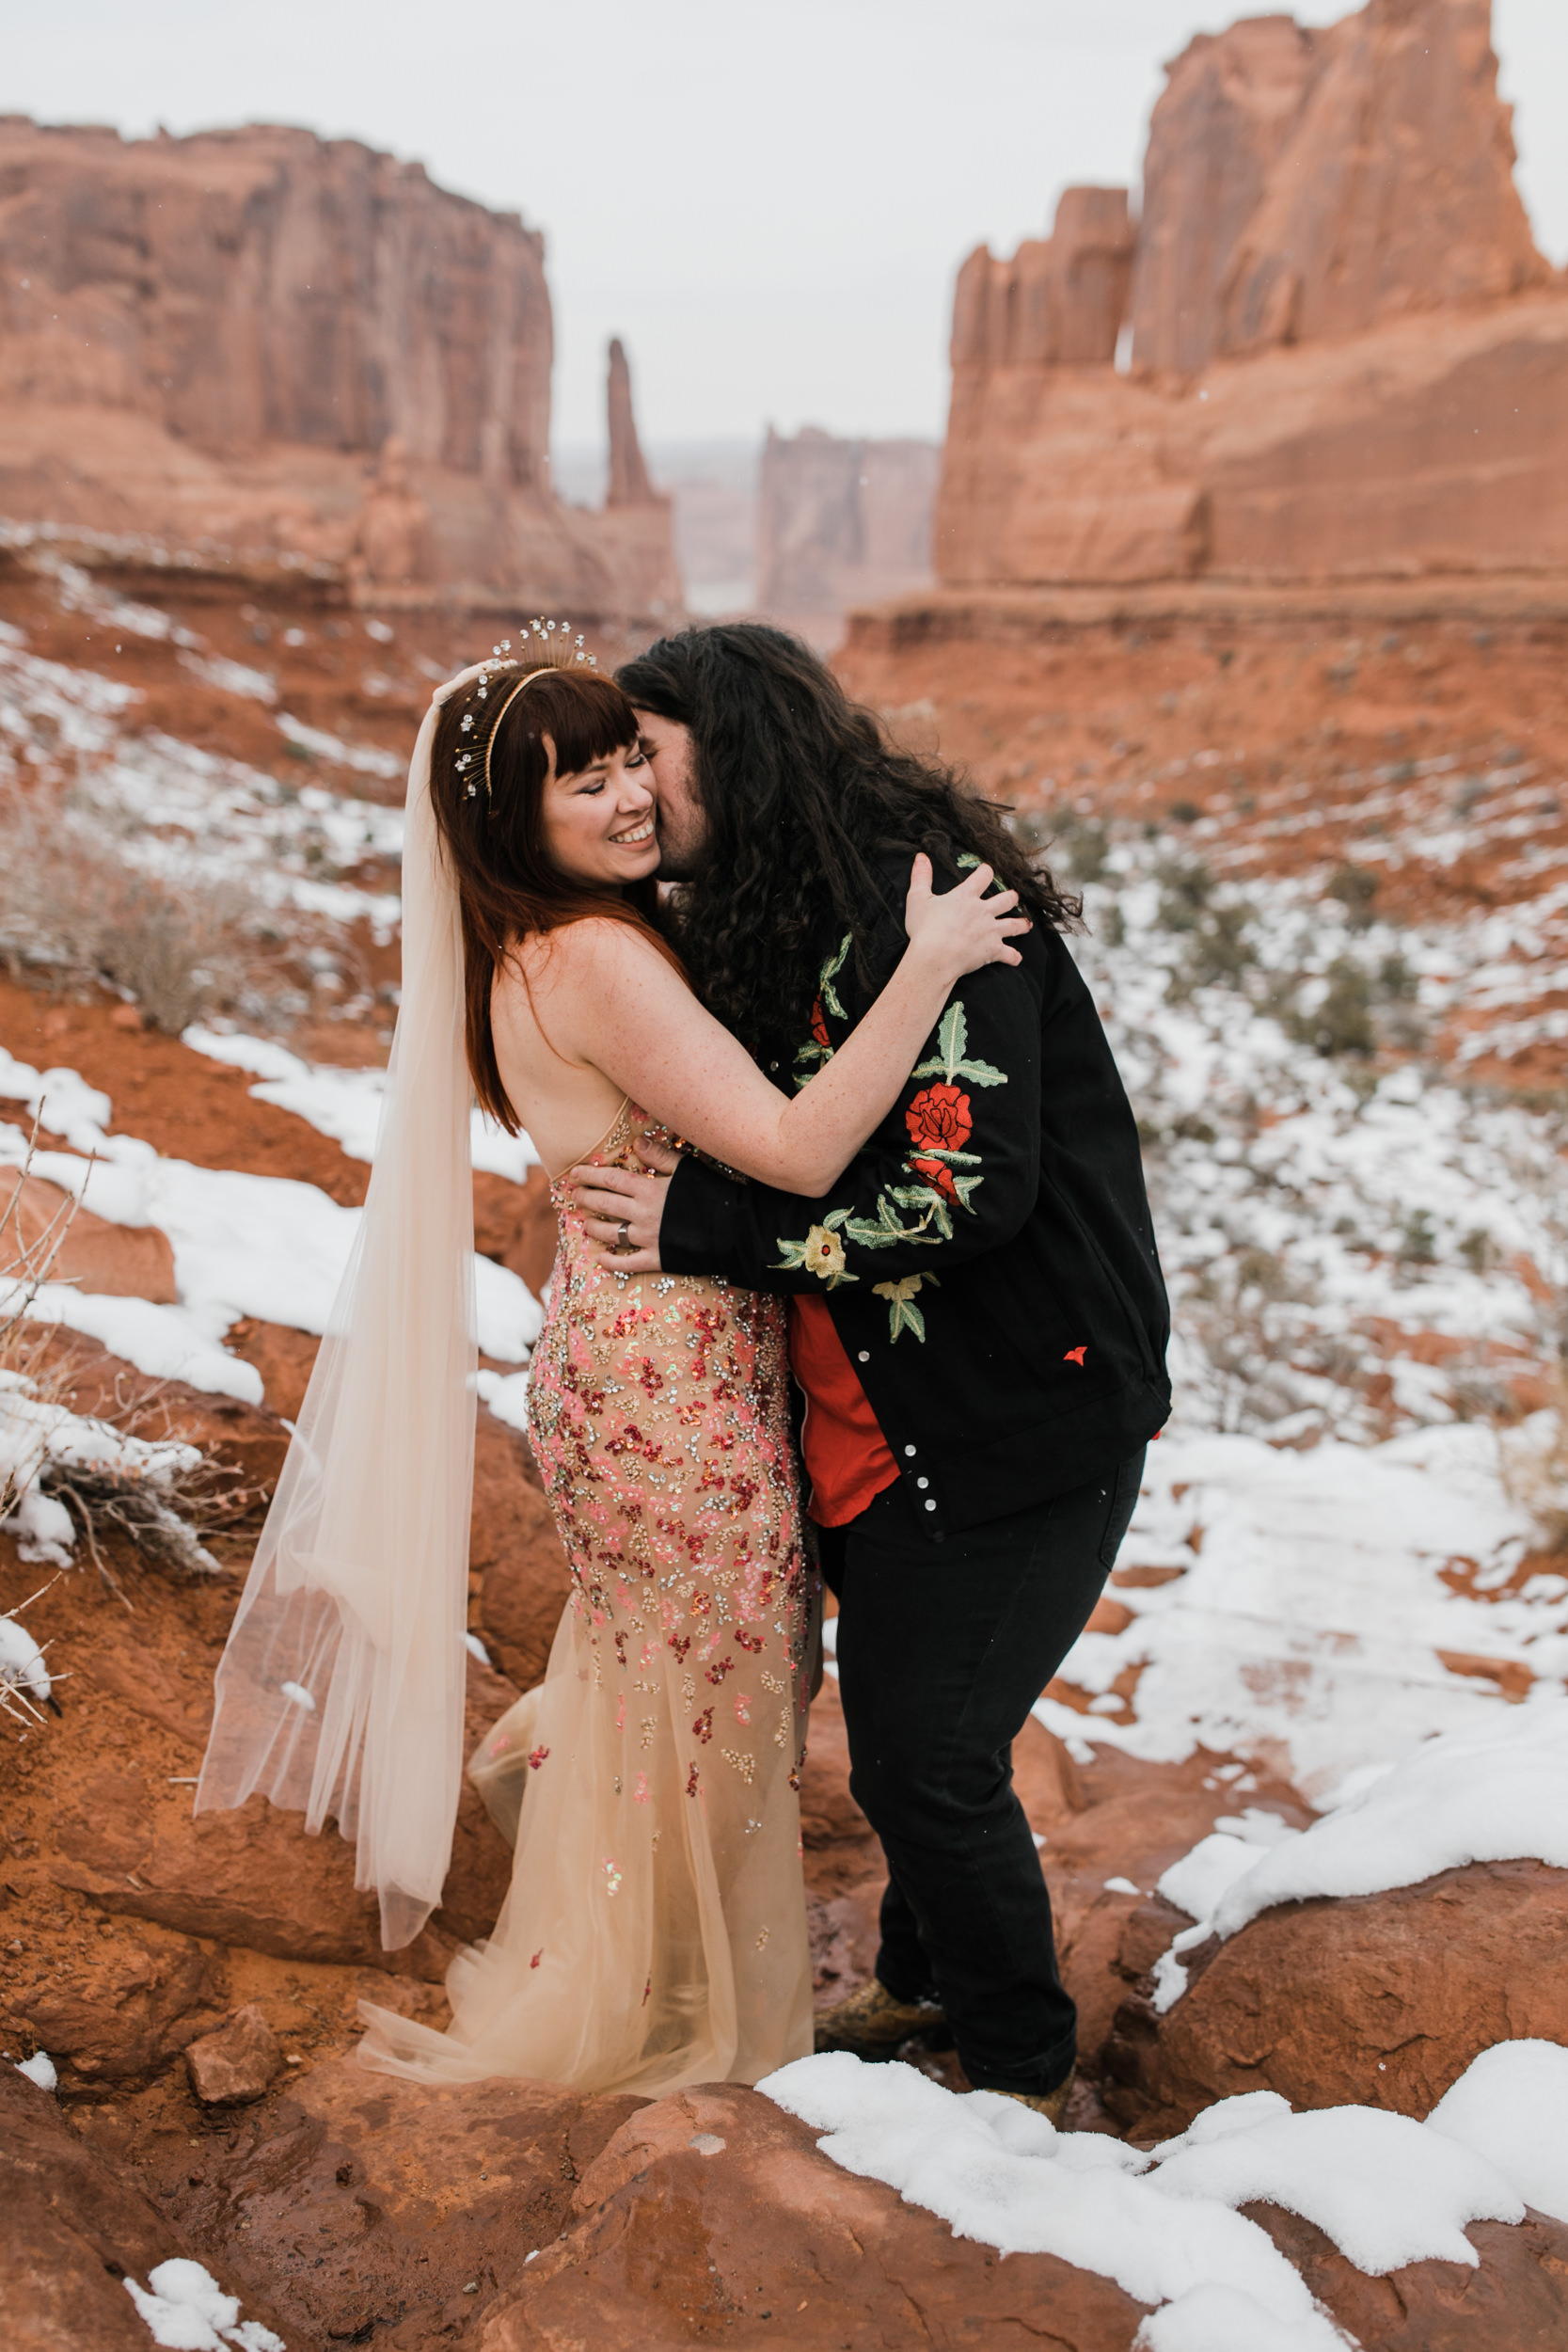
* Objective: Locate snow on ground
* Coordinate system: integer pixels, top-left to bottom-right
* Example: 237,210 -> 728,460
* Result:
0,619 -> 404,935
1147,1696 -> 1568,2010
123,2256 -> 283,2352
0,1364 -> 214,1571
1036,1420 -> 1563,1798
762,2045 -> 1550,2348
183,1027 -> 540,1180
0,1048 -> 542,1396
1031,832 -> 1568,1813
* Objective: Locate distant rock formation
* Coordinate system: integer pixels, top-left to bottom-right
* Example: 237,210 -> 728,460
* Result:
0,119 -> 681,623
344,437 -> 434,592
586,338 -> 683,623
952,186 -> 1133,371
756,428 -> 940,644
1132,0 -> 1545,376
936,0 -> 1568,591
605,339 -> 655,507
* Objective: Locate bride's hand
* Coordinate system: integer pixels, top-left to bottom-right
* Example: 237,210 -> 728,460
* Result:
904,852 -> 1030,978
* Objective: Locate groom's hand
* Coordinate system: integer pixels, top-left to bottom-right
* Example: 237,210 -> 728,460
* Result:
568,1135 -> 682,1273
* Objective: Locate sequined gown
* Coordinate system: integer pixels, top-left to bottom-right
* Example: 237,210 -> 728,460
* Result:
358,1103 -> 815,2094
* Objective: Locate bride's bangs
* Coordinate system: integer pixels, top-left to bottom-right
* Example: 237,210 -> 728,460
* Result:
505,668 -> 639,780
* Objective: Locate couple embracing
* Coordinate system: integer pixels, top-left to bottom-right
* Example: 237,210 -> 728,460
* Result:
198,623 -> 1169,2122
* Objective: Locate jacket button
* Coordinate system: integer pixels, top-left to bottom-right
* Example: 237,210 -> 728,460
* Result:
857,1350 -> 869,1363
904,1444 -> 916,1456
916,1476 -> 928,1489
924,1499 -> 937,1512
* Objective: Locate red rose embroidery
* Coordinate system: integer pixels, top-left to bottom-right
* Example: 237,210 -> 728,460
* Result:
906,1083 -> 972,1202
810,996 -> 831,1048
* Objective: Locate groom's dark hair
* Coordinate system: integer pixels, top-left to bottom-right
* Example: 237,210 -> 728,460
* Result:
616,623 -> 1078,1045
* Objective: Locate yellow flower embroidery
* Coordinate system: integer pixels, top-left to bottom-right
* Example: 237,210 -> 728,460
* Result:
873,1270 -> 941,1344
804,1225 -> 847,1280
772,1211 -> 859,1288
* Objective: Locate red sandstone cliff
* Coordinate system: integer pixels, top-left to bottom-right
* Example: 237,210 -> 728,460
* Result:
0,119 -> 680,622
1132,0 -> 1545,376
756,428 -> 939,644
935,0 -> 1568,591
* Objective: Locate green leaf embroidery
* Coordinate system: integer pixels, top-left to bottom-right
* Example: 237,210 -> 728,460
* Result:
873,1272 -> 940,1343
912,1000 -> 1007,1089
819,933 -> 851,1023
842,1190 -> 943,1251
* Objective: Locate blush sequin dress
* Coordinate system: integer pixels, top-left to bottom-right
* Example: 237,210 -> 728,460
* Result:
358,1103 -> 815,2094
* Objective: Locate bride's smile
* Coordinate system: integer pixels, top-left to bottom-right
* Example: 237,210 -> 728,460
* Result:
540,737 -> 661,888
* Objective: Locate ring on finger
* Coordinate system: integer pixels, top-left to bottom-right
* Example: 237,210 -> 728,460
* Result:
616,1218 -> 630,1250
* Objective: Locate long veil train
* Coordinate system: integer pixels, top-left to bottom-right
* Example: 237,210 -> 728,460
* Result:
197,682 -> 477,1951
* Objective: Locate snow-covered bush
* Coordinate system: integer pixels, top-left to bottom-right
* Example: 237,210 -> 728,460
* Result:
0,787 -> 256,1033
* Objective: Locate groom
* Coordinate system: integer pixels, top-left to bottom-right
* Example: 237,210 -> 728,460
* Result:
582,624 -> 1169,2118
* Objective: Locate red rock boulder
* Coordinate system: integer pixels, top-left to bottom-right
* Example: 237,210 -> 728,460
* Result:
159,2057 -> 645,2350
473,1413 -> 572,1692
480,2082 -> 1149,2350
473,1167 -> 559,1301
2,2064 -> 290,2352
4,1173 -> 177,1302
1103,1857 -> 1568,2135
8,1915 -> 229,2087
184,2002 -> 285,2106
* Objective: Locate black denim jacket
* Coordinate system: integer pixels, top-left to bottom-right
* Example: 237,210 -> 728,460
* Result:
660,860 -> 1171,1540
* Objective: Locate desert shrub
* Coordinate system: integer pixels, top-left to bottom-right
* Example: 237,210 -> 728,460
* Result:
1179,1246 -> 1321,1433
1376,950 -> 1418,1000
1154,859 -> 1212,932
1460,1227 -> 1500,1275
1177,900 -> 1258,993
1012,806 -> 1110,883
0,790 -> 258,1032
1326,864 -> 1380,928
1397,1209 -> 1438,1265
1,1138 -> 259,1606
1286,957 -> 1376,1057
1061,818 -> 1110,883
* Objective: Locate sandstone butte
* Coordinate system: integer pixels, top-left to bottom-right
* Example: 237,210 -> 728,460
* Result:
0,117 -> 680,627
936,0 -> 1568,593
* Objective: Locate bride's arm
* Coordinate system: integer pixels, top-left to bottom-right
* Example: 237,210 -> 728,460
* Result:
521,857 -> 1026,1197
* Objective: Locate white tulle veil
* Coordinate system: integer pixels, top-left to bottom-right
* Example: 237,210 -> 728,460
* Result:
197,676 -> 480,1949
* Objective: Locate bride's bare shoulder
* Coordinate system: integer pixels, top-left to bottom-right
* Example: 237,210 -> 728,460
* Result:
501,915 -> 668,1002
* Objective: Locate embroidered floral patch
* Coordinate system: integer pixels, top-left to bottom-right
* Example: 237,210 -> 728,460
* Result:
873,1270 -> 942,1343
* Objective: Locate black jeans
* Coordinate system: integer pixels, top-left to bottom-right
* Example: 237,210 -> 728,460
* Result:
816,1450 -> 1145,2097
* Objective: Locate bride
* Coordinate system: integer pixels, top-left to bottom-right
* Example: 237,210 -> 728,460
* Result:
198,636 -> 1024,2098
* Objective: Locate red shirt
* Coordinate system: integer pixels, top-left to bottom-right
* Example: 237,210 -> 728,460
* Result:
788,1295 -> 899,1528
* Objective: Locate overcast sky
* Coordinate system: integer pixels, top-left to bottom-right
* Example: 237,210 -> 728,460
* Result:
7,1 -> 1565,456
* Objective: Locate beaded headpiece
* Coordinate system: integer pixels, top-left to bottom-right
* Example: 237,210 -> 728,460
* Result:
454,618 -> 598,803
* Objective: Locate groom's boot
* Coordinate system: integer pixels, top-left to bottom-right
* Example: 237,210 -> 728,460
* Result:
813,1977 -> 948,2059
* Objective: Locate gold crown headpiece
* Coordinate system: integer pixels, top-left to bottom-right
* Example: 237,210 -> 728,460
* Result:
455,617 -> 599,803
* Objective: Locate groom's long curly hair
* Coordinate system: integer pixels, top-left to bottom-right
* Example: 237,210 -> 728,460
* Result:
616,624 -> 1079,1047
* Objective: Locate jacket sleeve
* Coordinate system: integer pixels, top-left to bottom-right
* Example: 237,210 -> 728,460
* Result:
660,947 -> 1043,1297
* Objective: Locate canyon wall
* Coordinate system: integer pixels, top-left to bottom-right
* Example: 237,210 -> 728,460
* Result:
936,0 -> 1568,590
0,119 -> 680,622
756,427 -> 939,644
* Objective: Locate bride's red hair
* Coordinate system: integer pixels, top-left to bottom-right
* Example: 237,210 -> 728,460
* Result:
429,662 -> 681,1133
